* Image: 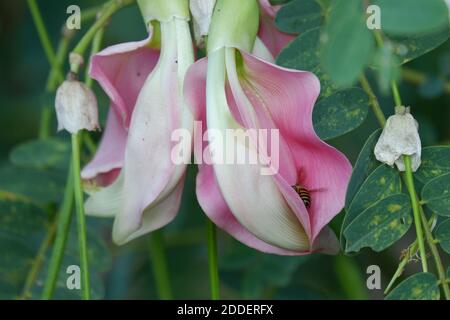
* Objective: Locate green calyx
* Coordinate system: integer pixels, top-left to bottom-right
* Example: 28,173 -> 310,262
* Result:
207,0 -> 259,53
137,0 -> 189,24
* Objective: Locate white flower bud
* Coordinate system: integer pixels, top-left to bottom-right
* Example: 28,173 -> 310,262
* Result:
374,106 -> 421,172
190,0 -> 216,46
55,74 -> 99,134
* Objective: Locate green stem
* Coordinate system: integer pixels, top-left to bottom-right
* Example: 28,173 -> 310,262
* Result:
361,70 -> 449,298
384,217 -> 435,295
38,106 -> 53,139
46,30 -> 73,92
19,216 -> 57,300
403,156 -> 428,272
39,31 -> 74,139
71,0 -> 135,73
26,0 -> 64,83
419,209 -> 450,299
384,241 -> 418,295
389,78 -> 449,298
207,221 -> 220,300
359,75 -> 387,127
85,28 -> 105,88
148,231 -> 173,300
71,133 -> 90,300
391,80 -> 402,106
390,80 -> 427,272
41,165 -> 74,300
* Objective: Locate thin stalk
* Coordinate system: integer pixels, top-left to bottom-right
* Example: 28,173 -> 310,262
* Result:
41,164 -> 75,299
361,72 -> 448,298
39,31 -> 74,139
384,241 -> 418,295
419,209 -> 450,299
207,221 -> 220,300
384,217 -> 435,295
85,28 -> 105,88
148,231 -> 173,300
391,80 -> 403,106
26,0 -> 64,83
359,75 -> 387,127
18,216 -> 57,300
389,77 -> 449,297
403,157 -> 428,272
71,133 -> 90,300
390,80 -> 427,271
38,106 -> 53,140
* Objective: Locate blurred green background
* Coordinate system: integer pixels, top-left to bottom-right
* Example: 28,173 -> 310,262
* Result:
0,0 -> 449,300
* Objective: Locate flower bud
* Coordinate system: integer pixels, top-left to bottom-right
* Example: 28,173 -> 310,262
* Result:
208,0 -> 259,53
374,106 -> 421,172
55,73 -> 99,134
190,0 -> 216,47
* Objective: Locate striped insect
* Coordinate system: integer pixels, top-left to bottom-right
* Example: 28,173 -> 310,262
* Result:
292,184 -> 311,208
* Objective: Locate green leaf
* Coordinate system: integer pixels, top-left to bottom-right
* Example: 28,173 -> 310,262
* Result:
345,129 -> 382,209
385,273 -> 440,300
422,173 -> 450,217
277,28 -> 338,97
388,27 -> 450,65
0,165 -> 65,204
0,199 -> 49,299
0,199 -> 49,243
435,219 -> 450,254
30,220 -> 112,300
313,88 -> 369,140
10,138 -> 70,170
344,194 -> 412,253
275,0 -> 323,34
0,197 -> 111,300
416,146 -> 450,185
320,0 -> 375,86
343,165 -> 403,234
372,0 -> 449,36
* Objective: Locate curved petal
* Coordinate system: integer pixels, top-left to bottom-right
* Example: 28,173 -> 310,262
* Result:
258,0 -> 294,58
237,51 -> 352,242
81,109 -> 126,187
185,58 -> 311,255
109,19 -> 194,244
89,37 -> 160,128
113,176 -> 186,244
205,49 -> 310,251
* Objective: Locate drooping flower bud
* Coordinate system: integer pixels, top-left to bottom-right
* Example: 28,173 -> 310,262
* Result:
374,106 -> 422,172
190,0 -> 216,47
55,73 -> 99,134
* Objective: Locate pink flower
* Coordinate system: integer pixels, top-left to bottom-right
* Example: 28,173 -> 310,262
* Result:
184,0 -> 352,255
82,5 -> 195,244
81,37 -> 158,188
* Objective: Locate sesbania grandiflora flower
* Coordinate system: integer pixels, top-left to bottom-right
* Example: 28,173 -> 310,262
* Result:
82,0 -> 194,245
184,0 -> 352,255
